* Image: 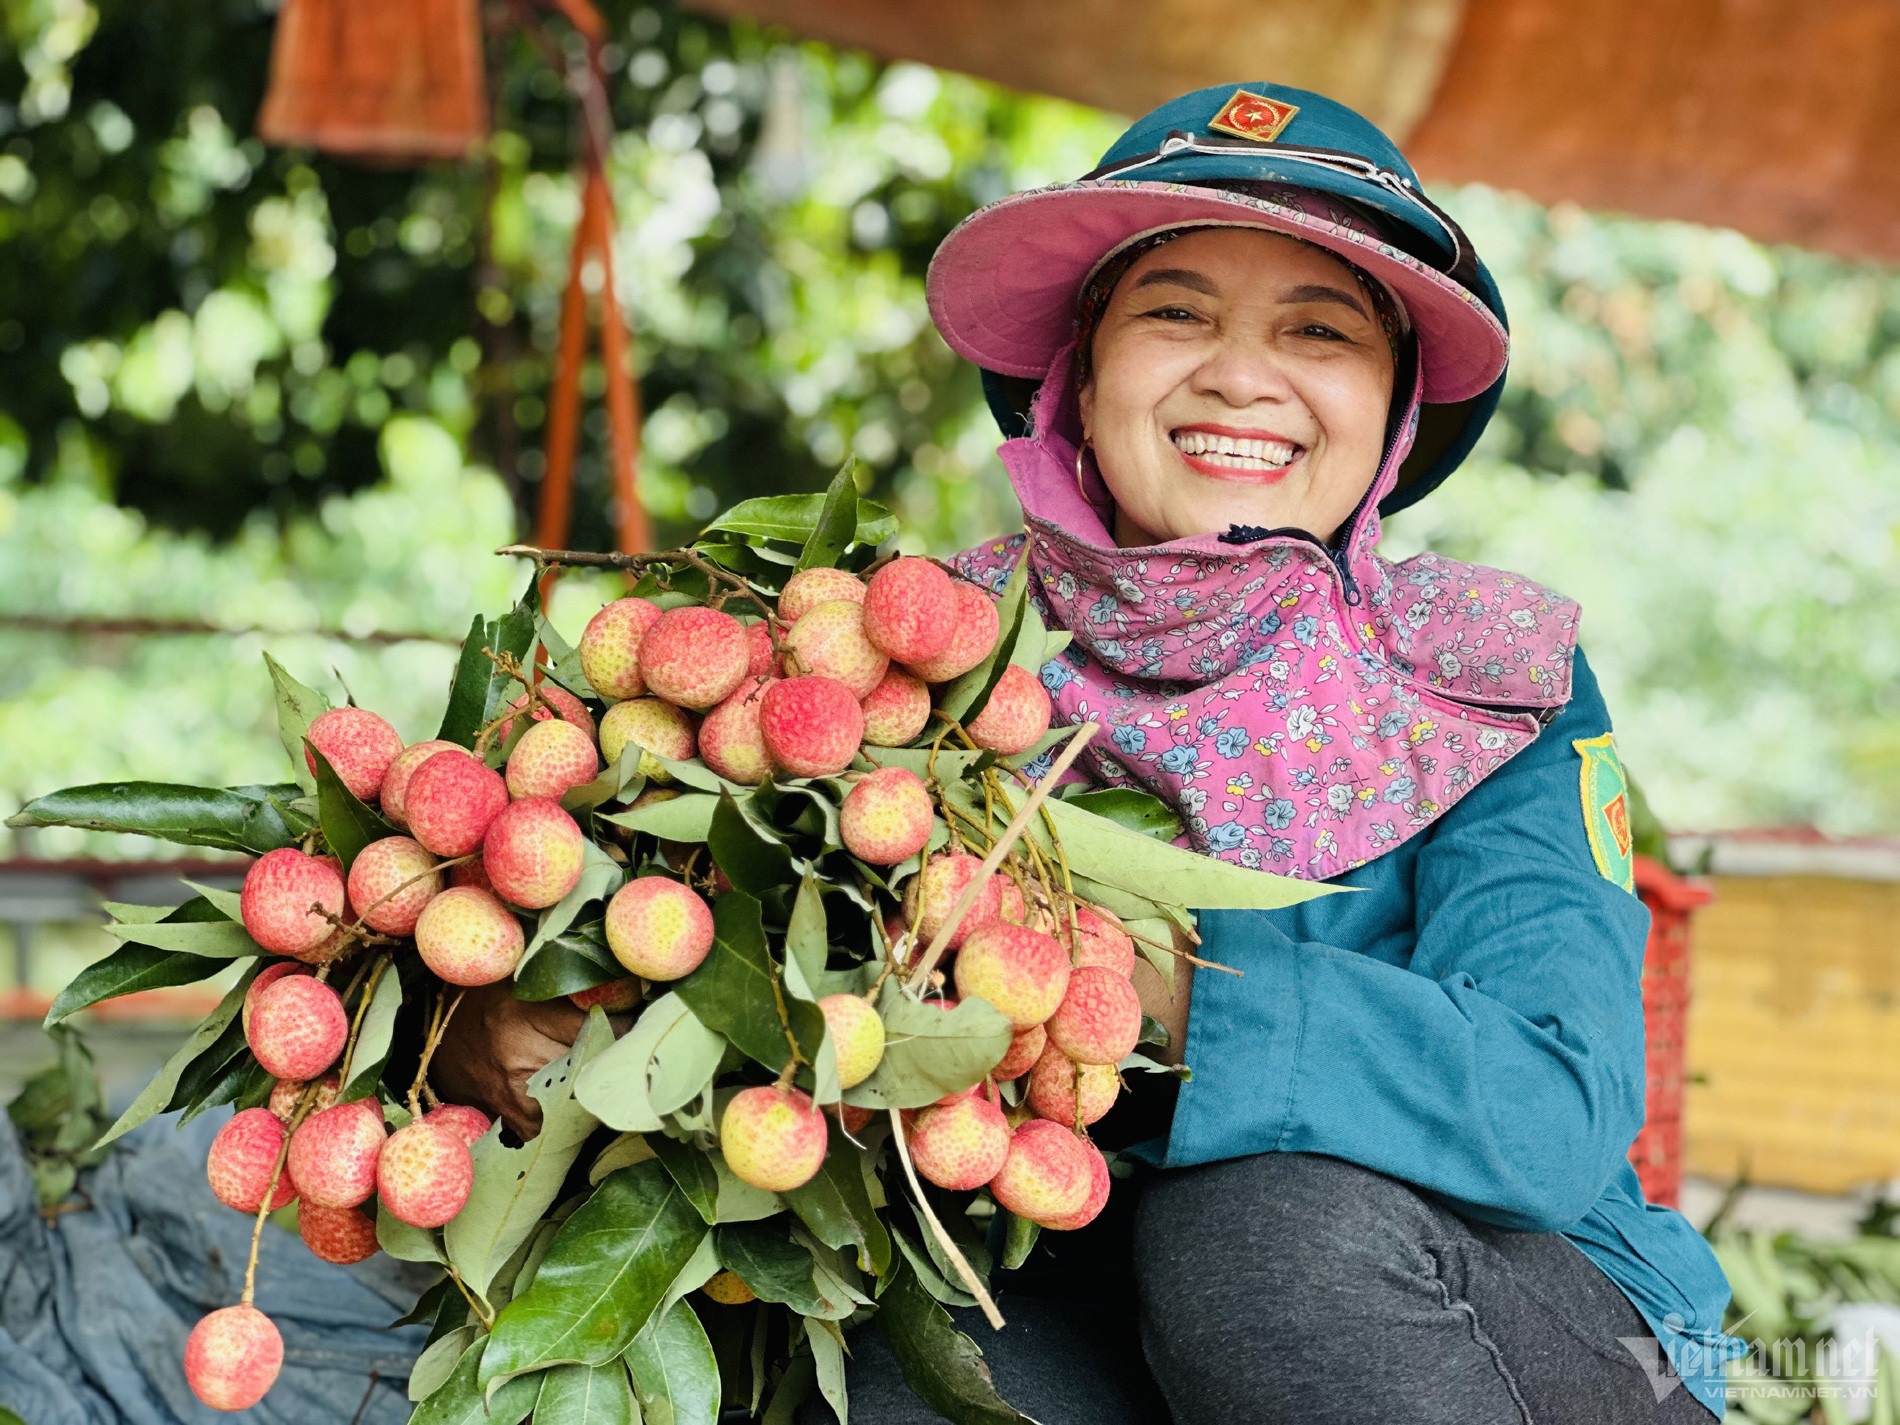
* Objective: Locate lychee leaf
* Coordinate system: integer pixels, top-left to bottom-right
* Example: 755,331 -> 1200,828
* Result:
644,1130 -> 719,1223
518,839 -> 623,974
436,614 -> 493,748
1057,787 -> 1184,842
705,793 -> 796,899
782,1135 -> 893,1280
702,490 -> 896,548
6,781 -> 312,855
100,914 -> 259,959
934,548 -> 1030,728
715,1221 -> 827,1315
573,993 -> 725,1133
840,990 -> 1011,1112
673,891 -> 826,1075
43,943 -> 227,1025
94,963 -> 260,1148
875,1257 -> 1033,1425
511,923 -> 621,1002
406,1335 -> 538,1425
599,791 -> 719,842
340,961 -> 404,1103
408,1324 -> 478,1403
1000,1211 -> 1040,1271
265,653 -> 331,795
793,459 -> 860,573
626,1298 -> 721,1425
307,741 -> 396,872
534,1362 -> 637,1424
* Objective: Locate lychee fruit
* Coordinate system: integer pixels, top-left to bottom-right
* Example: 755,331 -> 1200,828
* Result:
377,1120 -> 474,1229
967,662 -> 1054,756
698,675 -> 778,785
414,886 -> 525,986
299,1201 -> 380,1264
758,676 -> 864,778
404,749 -> 509,858
287,1098 -> 386,1209
991,1024 -> 1046,1082
1042,1137 -> 1111,1231
506,682 -> 597,740
860,667 -> 931,747
267,1071 -> 339,1125
378,739 -> 463,831
839,767 -> 934,865
604,877 -> 714,981
1045,964 -> 1143,1066
568,976 -> 642,1013
579,596 -> 663,700
863,557 -> 956,665
701,1269 -> 758,1306
905,579 -> 1001,682
741,619 -> 778,677
243,961 -> 309,1035
953,921 -> 1071,1029
505,718 -> 599,801
1025,1044 -> 1120,1126
783,599 -> 889,699
907,1092 -> 1011,1191
778,567 -> 867,625
184,1303 -> 283,1412
240,849 -> 346,959
719,1085 -> 827,1193
206,1108 -> 298,1213
247,975 -> 347,1081
818,993 -> 885,1090
638,606 -> 750,709
827,1101 -> 876,1135
422,1102 -> 494,1147
989,1119 -> 1092,1226
1060,904 -> 1137,977
598,697 -> 698,780
304,706 -> 403,804
345,836 -> 440,936
903,852 -> 1004,952
482,798 -> 585,909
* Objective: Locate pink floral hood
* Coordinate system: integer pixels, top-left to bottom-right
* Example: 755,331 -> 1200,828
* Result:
951,343 -> 1581,880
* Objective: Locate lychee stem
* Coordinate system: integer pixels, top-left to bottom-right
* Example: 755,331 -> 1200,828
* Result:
446,1261 -> 494,1331
242,1078 -> 322,1306
407,988 -> 465,1118
333,954 -> 392,1090
906,722 -> 1098,992
494,543 -> 780,633
886,1107 -> 1004,1330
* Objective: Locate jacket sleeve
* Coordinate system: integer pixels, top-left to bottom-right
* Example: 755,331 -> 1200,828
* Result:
1164,650 -> 1652,1234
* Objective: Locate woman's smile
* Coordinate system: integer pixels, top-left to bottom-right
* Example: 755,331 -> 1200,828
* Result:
1169,422 -> 1304,483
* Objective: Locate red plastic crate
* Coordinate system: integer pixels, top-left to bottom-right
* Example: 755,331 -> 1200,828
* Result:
1628,855 -> 1711,1207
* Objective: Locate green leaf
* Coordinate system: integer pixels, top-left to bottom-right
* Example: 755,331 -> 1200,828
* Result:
876,1256 -> 1031,1425
716,1221 -> 827,1315
520,840 -> 623,973
483,585 -> 542,730
6,781 -> 312,855
95,965 -> 260,1148
408,1324 -> 478,1403
843,988 -> 1011,1111
511,922 -> 623,1002
534,1361 -> 637,1423
100,916 -> 259,959
265,652 -> 331,795
626,1299 -> 721,1425
1058,787 -> 1185,842
782,1124 -> 892,1278
703,490 -> 895,547
793,460 -> 860,573
673,892 -> 825,1075
535,613 -> 597,701
575,992 -> 726,1133
783,871 -> 829,995
599,792 -> 719,842
407,1336 -> 539,1425
706,1150 -> 783,1223
340,964 -> 402,1101
936,551 -> 1028,728
808,1315 -> 850,1425
706,792 -> 795,898
44,943 -> 228,1025
376,1198 -> 445,1264
436,614 -> 494,748
181,879 -> 246,919
307,742 -> 396,872
444,1012 -> 613,1298
645,1132 -> 720,1224
482,1160 -> 708,1386
562,745 -> 645,815
1001,1211 -> 1040,1271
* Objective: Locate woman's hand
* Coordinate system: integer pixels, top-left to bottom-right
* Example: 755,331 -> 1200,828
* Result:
428,982 -> 595,1140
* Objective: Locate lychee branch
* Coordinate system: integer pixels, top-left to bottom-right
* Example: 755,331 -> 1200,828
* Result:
333,954 -> 393,1090
407,988 -> 465,1118
241,1079 -> 323,1308
494,543 -> 779,629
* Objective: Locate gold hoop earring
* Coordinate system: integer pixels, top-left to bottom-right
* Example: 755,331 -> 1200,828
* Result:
1075,440 -> 1092,500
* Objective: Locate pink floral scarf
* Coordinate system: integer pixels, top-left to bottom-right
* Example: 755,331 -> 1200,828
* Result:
952,342 -> 1580,880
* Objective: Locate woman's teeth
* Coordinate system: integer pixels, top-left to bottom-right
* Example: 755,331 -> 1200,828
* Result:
1171,431 -> 1299,469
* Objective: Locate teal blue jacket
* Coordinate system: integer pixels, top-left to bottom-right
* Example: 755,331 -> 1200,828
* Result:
1165,650 -> 1738,1418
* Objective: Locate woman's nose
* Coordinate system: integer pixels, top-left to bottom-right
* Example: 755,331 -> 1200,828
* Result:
1187,337 -> 1296,408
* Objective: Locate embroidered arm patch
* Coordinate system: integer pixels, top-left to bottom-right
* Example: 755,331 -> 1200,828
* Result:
1572,733 -> 1635,894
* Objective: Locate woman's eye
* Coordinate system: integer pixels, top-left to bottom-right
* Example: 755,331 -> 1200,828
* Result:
1298,323 -> 1346,341
1140,305 -> 1199,323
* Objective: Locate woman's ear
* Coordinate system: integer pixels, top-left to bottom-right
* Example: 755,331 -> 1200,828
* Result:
1077,379 -> 1093,444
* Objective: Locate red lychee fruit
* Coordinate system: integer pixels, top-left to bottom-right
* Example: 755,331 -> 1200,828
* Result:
1025,1044 -> 1120,1126
504,717 -> 598,801
741,619 -> 778,677
243,961 -> 308,1035
247,975 -> 347,1081
598,697 -> 698,780
304,706 -> 403,804
903,852 -> 1004,952
448,857 -> 493,894
579,596 -> 663,700
860,667 -> 931,747
1045,964 -> 1143,1066
345,835 -> 440,936
720,1085 -> 827,1193
378,1120 -> 474,1228
481,797 -> 585,909
698,675 -> 778,785
506,682 -> 597,740
184,1303 -> 283,1411
991,1023 -> 1047,1082
905,579 -> 1001,682
404,749 -> 509,858
287,1098 -> 386,1209
638,606 -> 750,709
784,599 -> 889,699
422,1102 -> 494,1147
1060,904 -> 1137,977
839,766 -> 934,865
377,739 -> 463,831
604,877 -> 713,981
240,849 -> 346,959
414,886 -> 525,985
267,1071 -> 339,1125
827,1101 -> 876,1135
778,567 -> 867,625
818,992 -> 885,1089
758,676 -> 863,777
967,662 -> 1053,756
907,1092 -> 1011,1191
1042,1137 -> 1111,1231
206,1108 -> 298,1213
299,1201 -> 380,1264
989,1119 -> 1093,1226
863,557 -> 956,665
954,921 -> 1071,1029
568,977 -> 642,1013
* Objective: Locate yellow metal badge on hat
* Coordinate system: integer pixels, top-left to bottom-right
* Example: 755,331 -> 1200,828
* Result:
1573,733 -> 1635,894
1208,89 -> 1300,144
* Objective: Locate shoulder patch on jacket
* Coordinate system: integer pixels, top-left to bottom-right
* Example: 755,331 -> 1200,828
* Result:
1572,733 -> 1635,894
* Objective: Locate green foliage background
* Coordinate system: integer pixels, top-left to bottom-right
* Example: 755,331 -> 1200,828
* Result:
2,0 -> 1899,844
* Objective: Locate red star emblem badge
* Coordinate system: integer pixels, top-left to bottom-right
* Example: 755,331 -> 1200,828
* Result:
1208,89 -> 1301,144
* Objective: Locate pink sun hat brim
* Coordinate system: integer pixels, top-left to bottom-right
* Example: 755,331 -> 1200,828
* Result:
926,180 -> 1509,406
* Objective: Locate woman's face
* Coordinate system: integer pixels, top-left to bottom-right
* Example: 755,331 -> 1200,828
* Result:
1079,228 -> 1397,548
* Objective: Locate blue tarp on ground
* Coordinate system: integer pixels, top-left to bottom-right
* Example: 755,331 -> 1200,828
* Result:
0,1107 -> 430,1424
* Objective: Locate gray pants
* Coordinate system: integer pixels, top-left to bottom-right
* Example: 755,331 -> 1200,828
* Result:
819,1153 -> 1717,1424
